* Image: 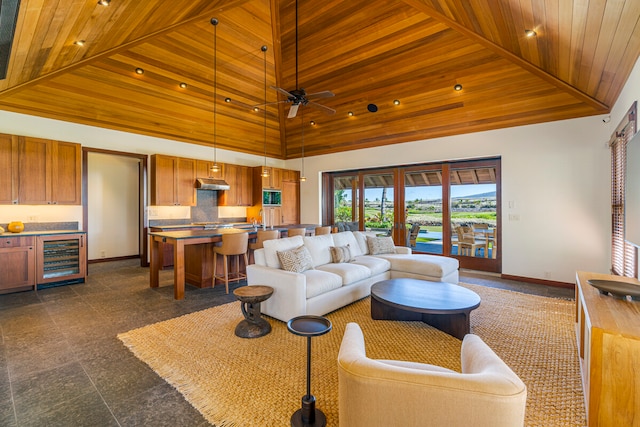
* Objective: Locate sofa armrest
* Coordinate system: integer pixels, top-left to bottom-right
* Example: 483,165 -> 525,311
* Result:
246,264 -> 308,322
394,246 -> 412,254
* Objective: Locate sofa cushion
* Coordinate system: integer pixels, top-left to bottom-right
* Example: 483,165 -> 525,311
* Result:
367,236 -> 396,255
303,269 -> 343,298
332,231 -> 363,257
317,262 -> 371,285
277,245 -> 314,273
303,234 -> 335,267
353,231 -> 379,255
330,245 -> 354,263
352,255 -> 391,276
263,235 -> 304,269
375,253 -> 459,278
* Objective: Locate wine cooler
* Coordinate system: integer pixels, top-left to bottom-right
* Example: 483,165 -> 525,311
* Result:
36,233 -> 87,286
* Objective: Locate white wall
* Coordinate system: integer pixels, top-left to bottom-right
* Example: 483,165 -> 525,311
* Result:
1,57 -> 638,283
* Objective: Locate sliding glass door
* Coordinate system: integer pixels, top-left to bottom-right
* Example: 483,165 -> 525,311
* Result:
323,157 -> 500,273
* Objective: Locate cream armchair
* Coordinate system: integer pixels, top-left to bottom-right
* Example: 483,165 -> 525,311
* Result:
337,323 -> 527,427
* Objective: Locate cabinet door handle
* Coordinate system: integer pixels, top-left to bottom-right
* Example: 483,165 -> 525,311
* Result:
80,235 -> 84,247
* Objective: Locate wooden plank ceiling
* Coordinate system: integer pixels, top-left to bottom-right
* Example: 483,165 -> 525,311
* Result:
0,0 -> 638,160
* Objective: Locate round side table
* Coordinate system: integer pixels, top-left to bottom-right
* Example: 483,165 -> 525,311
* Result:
287,315 -> 332,427
232,285 -> 273,338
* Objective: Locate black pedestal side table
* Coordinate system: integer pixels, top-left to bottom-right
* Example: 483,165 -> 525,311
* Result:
287,315 -> 332,427
232,285 -> 273,338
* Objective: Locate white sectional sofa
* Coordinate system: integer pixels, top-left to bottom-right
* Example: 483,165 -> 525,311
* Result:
246,231 -> 459,322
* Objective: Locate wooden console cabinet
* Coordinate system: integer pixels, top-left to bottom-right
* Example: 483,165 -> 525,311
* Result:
575,271 -> 640,426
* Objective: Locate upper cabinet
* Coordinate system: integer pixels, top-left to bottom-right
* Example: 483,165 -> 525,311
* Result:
196,160 -> 225,179
218,163 -> 252,206
0,134 -> 81,205
258,167 -> 282,189
150,154 -> 196,206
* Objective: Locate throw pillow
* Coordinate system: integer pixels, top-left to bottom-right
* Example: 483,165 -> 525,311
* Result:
330,245 -> 354,263
366,236 -> 396,255
277,245 -> 314,273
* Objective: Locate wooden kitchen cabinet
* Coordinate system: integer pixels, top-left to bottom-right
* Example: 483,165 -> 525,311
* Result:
36,233 -> 87,285
262,206 -> 283,227
0,133 -> 18,204
219,163 -> 252,206
0,134 -> 81,205
196,160 -> 225,179
257,166 -> 282,189
150,155 -> 197,206
0,236 -> 36,293
282,179 -> 300,225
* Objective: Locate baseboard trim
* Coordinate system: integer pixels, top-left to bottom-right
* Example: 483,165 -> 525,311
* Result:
88,255 -> 140,264
501,274 -> 574,289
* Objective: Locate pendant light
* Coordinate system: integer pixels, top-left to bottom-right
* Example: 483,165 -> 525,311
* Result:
210,18 -> 221,174
300,108 -> 306,182
261,45 -> 270,178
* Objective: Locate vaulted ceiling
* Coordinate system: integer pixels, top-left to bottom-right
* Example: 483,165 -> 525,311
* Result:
1,0 -> 638,159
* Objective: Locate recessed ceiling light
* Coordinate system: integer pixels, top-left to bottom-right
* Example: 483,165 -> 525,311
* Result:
135,68 -> 144,75
393,99 -> 400,105
97,0 -> 110,5
454,84 -> 463,91
225,97 -> 231,103
253,107 -> 259,112
310,120 -> 316,126
525,29 -> 537,37
74,40 -> 85,46
179,82 -> 187,88
348,111 -> 354,117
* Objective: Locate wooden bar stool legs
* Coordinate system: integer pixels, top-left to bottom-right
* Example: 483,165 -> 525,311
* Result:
213,232 -> 249,293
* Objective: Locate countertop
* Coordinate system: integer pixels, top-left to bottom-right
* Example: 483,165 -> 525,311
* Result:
0,230 -> 85,237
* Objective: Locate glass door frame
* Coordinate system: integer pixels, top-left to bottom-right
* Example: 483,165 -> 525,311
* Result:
323,157 -> 501,273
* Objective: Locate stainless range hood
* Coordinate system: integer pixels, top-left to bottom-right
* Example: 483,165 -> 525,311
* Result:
195,178 -> 230,190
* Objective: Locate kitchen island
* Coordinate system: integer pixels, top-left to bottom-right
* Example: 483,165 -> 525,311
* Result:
149,225 -> 317,299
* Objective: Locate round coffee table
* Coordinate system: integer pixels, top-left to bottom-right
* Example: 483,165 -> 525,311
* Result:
371,278 -> 481,339
232,285 -> 273,338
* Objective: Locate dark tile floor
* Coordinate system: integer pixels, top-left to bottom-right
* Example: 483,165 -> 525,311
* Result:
0,259 -> 574,426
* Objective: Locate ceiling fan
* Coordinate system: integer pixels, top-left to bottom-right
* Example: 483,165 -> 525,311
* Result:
268,0 -> 336,118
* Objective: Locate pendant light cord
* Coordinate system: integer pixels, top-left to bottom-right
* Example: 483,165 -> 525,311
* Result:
211,18 -> 218,166
263,45 -> 268,172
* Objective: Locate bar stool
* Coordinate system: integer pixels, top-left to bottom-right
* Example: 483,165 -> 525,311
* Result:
213,232 -> 249,293
248,230 -> 280,263
315,226 -> 332,235
288,228 -> 307,237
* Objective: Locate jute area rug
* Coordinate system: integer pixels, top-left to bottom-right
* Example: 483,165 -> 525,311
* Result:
118,283 -> 586,426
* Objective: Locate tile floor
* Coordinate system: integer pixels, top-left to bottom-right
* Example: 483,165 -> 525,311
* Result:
0,259 -> 574,426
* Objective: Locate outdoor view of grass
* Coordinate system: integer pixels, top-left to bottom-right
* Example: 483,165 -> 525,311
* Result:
334,188 -> 497,233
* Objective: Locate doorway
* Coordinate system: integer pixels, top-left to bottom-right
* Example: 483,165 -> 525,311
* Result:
82,148 -> 148,266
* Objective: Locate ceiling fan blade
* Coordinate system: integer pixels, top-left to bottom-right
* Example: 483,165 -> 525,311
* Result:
308,101 -> 336,115
271,86 -> 294,98
288,103 -> 300,118
306,90 -> 335,99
